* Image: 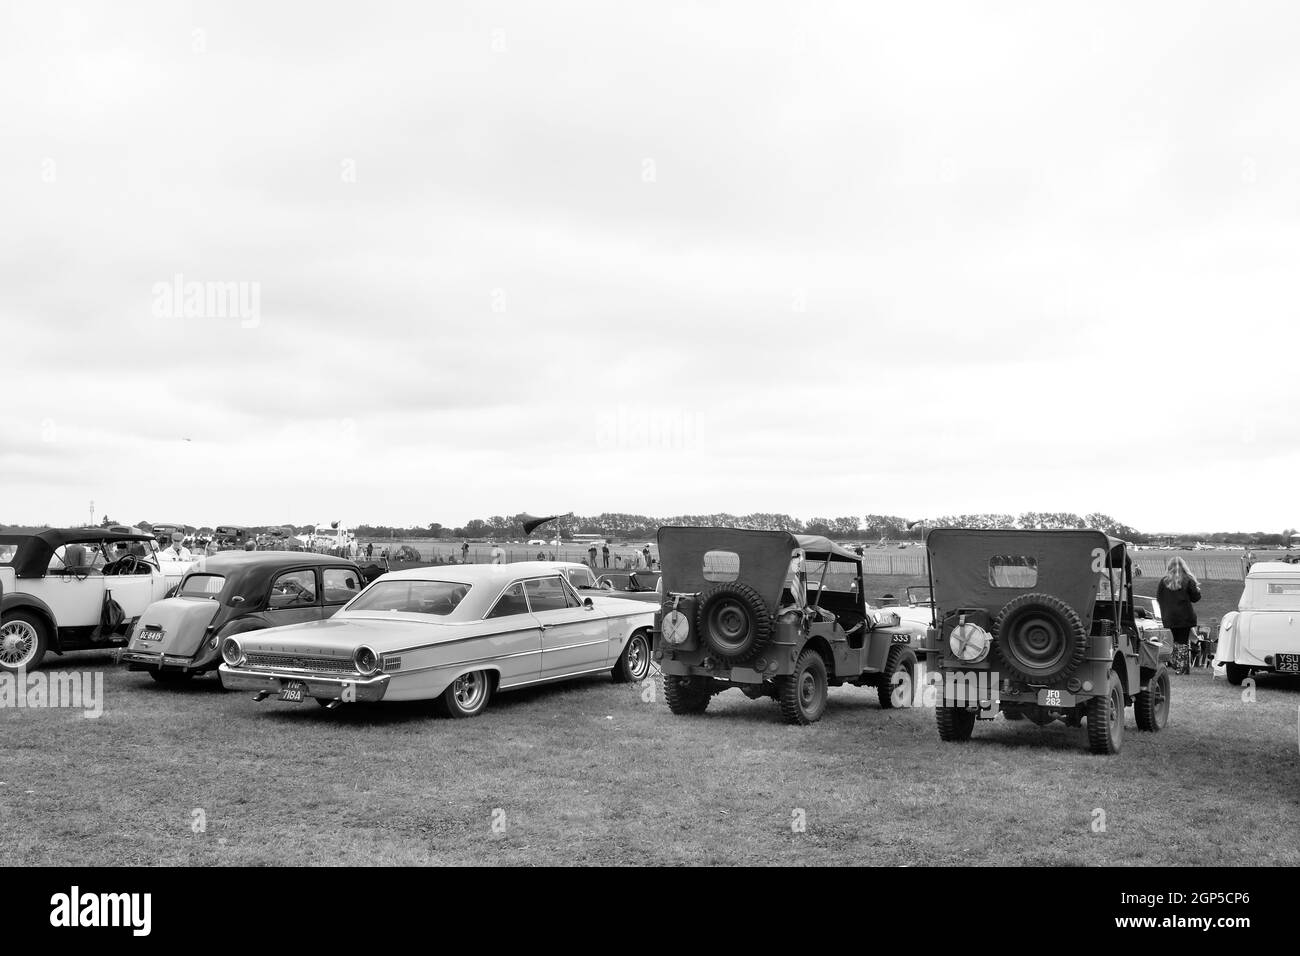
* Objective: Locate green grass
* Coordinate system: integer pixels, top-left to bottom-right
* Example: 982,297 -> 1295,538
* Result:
2,647 -> 1296,866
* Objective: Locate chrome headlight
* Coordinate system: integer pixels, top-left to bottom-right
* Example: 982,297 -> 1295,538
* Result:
221,637 -> 244,667
949,623 -> 991,663
354,645 -> 380,676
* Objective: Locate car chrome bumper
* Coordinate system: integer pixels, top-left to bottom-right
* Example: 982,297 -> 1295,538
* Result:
218,664 -> 391,702
122,650 -> 204,671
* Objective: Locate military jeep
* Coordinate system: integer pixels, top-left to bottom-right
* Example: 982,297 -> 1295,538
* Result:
652,527 -> 928,725
924,529 -> 1173,755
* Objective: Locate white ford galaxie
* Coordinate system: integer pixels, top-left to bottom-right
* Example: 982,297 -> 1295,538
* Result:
218,564 -> 655,716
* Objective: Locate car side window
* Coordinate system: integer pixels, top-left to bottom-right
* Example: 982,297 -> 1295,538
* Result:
525,577 -> 568,612
487,583 -> 530,619
559,577 -> 585,608
323,567 -> 362,605
268,569 -> 318,608
567,568 -> 595,589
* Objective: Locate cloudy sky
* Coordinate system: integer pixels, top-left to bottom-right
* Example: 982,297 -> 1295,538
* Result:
2,1 -> 1297,533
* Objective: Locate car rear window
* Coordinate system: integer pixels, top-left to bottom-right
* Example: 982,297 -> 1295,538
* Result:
347,580 -> 469,616
179,574 -> 226,598
989,555 -> 1038,588
703,551 -> 740,582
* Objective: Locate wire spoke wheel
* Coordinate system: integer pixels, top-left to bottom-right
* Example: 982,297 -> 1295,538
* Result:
0,619 -> 39,670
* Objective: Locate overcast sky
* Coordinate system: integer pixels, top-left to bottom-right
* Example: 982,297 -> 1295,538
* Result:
2,1 -> 1297,534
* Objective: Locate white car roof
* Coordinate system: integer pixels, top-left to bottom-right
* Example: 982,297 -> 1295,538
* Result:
1245,561 -> 1300,578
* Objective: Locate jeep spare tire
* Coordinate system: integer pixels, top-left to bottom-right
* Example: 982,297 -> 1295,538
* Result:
993,592 -> 1088,684
695,582 -> 772,666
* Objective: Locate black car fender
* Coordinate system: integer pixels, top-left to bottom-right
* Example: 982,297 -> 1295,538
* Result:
1,591 -> 59,648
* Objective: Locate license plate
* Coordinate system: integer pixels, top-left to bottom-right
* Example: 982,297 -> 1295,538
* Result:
137,628 -> 165,644
1038,688 -> 1076,708
278,681 -> 305,703
1276,653 -> 1300,673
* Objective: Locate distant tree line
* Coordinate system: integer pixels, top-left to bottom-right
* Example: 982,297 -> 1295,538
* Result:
3,514 -> 1296,547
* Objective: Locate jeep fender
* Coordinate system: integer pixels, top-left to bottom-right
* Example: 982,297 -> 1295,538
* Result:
1112,651 -> 1131,699
1,592 -> 59,650
800,634 -> 836,677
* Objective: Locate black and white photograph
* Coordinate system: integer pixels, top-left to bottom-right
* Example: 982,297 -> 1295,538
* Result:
1,0 -> 1295,918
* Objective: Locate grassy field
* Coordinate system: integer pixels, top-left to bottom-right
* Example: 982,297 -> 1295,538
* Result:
2,639 -> 1296,866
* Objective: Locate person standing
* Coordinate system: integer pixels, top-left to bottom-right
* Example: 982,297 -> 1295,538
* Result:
587,543 -> 598,567
1156,556 -> 1201,676
642,545 -> 652,570
490,542 -> 504,565
366,542 -> 374,560
461,540 -> 470,563
160,532 -> 193,562
601,543 -> 610,568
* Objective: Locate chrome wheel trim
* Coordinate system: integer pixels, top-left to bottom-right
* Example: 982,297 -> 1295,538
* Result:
0,620 -> 38,669
453,671 -> 487,711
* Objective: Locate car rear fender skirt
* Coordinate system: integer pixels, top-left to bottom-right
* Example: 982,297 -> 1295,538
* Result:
1,593 -> 58,649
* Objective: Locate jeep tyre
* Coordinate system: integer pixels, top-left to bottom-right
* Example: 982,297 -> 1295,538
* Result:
1134,665 -> 1171,731
877,646 -> 917,709
937,705 -> 976,741
1086,670 -> 1125,755
777,648 -> 828,725
695,582 -> 773,667
0,610 -> 49,672
664,674 -> 712,715
993,592 -> 1088,684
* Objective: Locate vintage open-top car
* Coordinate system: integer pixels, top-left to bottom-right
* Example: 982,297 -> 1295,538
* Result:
0,528 -> 180,671
924,529 -> 1173,754
1214,561 -> 1300,684
652,527 -> 928,724
218,563 -> 655,716
596,570 -> 661,603
516,561 -> 660,604
121,551 -> 367,683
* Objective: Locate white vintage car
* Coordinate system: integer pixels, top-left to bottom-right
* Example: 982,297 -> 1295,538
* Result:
1214,561 -> 1300,684
218,563 -> 655,716
0,528 -> 193,671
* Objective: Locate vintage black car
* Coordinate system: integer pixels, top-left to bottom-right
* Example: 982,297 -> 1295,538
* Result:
924,529 -> 1173,755
1,528 -> 174,671
120,551 -> 367,683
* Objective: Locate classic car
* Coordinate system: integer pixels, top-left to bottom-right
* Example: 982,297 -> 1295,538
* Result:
212,526 -> 251,551
652,527 -> 929,724
514,561 -> 658,603
1214,561 -> 1300,684
596,570 -> 661,603
1131,595 -> 1164,633
924,529 -> 1173,754
877,585 -> 935,629
121,551 -> 366,683
218,564 -> 656,716
0,529 -> 179,671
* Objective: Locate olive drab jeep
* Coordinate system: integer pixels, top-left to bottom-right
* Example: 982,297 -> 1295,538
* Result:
651,527 -> 928,725
923,529 -> 1173,755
